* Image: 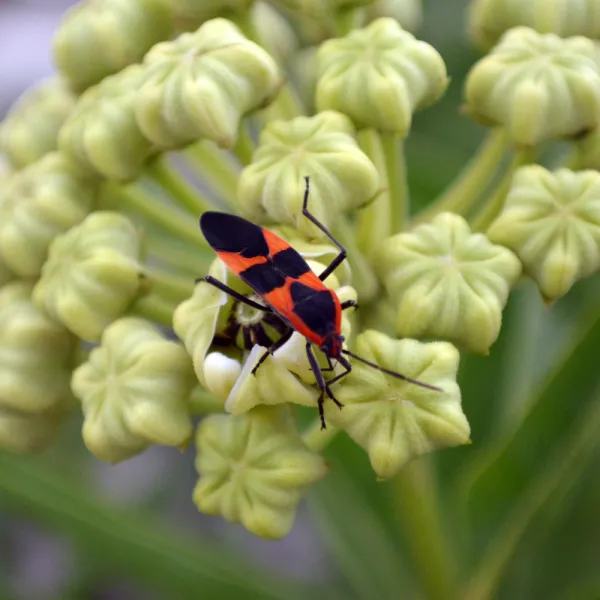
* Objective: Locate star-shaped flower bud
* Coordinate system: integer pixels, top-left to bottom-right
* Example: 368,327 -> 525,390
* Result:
325,332 -> 468,479
468,0 -> 600,51
0,152 -> 98,278
33,212 -> 146,343
193,406 -> 327,539
237,111 -> 379,235
487,166 -> 600,302
59,65 -> 153,181
71,317 -> 195,463
465,27 -> 600,146
0,282 -> 76,452
135,18 -> 282,150
53,0 -> 173,93
316,18 -> 448,135
377,212 -> 521,354
0,78 -> 76,169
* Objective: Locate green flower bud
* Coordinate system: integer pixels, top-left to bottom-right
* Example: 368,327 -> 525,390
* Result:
135,19 -> 282,149
72,317 -> 195,463
325,331 -> 468,478
193,405 -> 327,539
365,0 -> 423,32
468,0 -> 600,51
0,153 -> 97,278
0,282 -> 76,451
33,212 -> 146,343
574,126 -> 600,170
59,65 -> 153,181
289,46 -> 318,112
316,18 -> 448,135
251,2 -> 299,65
487,166 -> 600,302
0,78 -> 76,169
377,212 -> 521,354
465,27 -> 600,146
237,111 -> 379,234
53,0 -> 173,93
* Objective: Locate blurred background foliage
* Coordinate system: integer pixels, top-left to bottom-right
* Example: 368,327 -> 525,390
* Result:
1,0 -> 600,599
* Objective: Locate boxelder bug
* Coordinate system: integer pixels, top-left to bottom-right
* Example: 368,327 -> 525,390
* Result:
199,176 -> 440,429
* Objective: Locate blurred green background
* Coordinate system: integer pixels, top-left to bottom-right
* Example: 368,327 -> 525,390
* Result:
2,0 -> 600,599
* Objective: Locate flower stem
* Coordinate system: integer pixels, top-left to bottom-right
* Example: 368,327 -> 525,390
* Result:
129,292 -> 177,327
394,459 -> 457,600
470,146 -> 536,232
188,385 -> 225,415
147,266 -> 194,302
147,236 -> 212,277
182,141 -> 240,207
303,419 -> 339,453
413,128 -> 511,225
382,132 -> 408,233
146,156 -> 213,215
232,123 -> 256,166
106,182 -> 206,250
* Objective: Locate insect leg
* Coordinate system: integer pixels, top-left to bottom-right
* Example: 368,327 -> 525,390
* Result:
325,354 -> 352,387
301,176 -> 347,282
306,342 -> 344,429
341,299 -> 358,311
251,327 -> 294,376
201,275 -> 271,312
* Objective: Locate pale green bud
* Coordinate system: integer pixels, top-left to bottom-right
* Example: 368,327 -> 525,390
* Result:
33,212 -> 146,343
468,0 -> 600,51
289,46 -> 318,112
465,27 -> 600,146
365,0 -> 423,31
135,19 -> 282,149
193,405 -> 327,539
53,0 -> 173,93
488,166 -> 600,302
377,212 -> 521,354
316,18 -> 448,135
0,256 -> 14,288
0,153 -> 97,278
325,331 -> 468,479
72,317 -> 195,463
574,126 -> 600,170
237,111 -> 379,235
59,65 -> 153,181
0,78 -> 76,169
0,282 -> 76,452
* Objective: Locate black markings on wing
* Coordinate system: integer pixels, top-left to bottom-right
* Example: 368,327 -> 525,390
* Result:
290,282 -> 336,337
240,262 -> 287,295
272,247 -> 311,278
200,212 -> 269,258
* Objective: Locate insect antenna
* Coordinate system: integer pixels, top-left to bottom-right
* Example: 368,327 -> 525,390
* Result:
341,349 -> 442,392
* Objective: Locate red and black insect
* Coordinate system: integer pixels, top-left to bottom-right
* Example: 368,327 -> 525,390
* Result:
199,176 -> 439,428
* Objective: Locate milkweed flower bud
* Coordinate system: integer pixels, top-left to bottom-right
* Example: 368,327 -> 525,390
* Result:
33,212 -> 146,343
316,18 -> 448,135
237,111 -> 379,234
135,19 -> 282,150
465,27 -> 600,146
0,152 -> 97,278
53,0 -> 173,93
193,406 -> 327,539
0,282 -> 76,452
468,0 -> 600,51
377,212 -> 521,354
325,332 -> 468,479
488,166 -> 600,302
59,65 -> 153,181
365,0 -> 423,32
0,78 -> 76,169
72,317 -> 195,463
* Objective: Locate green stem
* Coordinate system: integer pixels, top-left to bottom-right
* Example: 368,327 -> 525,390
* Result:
334,215 -> 379,303
0,452 -> 324,600
146,156 -> 213,215
302,420 -> 339,453
147,266 -> 194,302
382,132 -> 408,233
394,459 -> 457,600
356,129 -> 392,255
183,141 -> 240,207
335,7 -> 362,35
129,292 -> 177,327
147,235 -> 213,277
470,147 -> 536,232
232,124 -> 255,166
107,182 -> 206,250
413,128 -> 511,226
188,385 -> 225,415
